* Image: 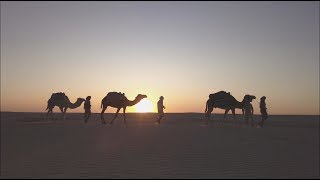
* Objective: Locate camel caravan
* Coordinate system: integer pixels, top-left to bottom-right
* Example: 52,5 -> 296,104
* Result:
45,91 -> 268,127
46,92 -> 147,125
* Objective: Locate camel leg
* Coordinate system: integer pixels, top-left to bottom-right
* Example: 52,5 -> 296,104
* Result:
50,108 -> 53,121
46,108 -> 53,121
50,108 -> 54,120
205,107 -> 213,125
63,107 -> 68,120
110,108 -> 121,124
223,109 -> 230,126
46,110 -> 49,120
46,108 -> 50,120
100,106 -> 107,124
58,107 -> 64,120
231,108 -> 237,127
123,107 -> 127,125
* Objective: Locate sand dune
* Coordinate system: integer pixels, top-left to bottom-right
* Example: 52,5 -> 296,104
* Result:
1,112 -> 319,178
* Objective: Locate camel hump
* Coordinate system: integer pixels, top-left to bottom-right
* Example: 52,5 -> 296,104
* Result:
106,92 -> 127,101
209,91 -> 237,107
50,92 -> 67,100
209,91 -> 231,101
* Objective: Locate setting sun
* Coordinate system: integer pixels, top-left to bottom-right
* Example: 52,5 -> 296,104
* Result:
135,98 -> 154,113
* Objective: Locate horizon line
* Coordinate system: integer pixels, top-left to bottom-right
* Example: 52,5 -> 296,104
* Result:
1,111 -> 319,116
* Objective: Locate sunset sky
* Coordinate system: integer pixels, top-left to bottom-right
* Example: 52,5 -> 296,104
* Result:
1,1 -> 319,115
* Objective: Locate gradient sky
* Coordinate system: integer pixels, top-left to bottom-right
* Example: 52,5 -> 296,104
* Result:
1,1 -> 319,115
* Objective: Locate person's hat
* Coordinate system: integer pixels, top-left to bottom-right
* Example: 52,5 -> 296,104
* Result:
160,96 -> 164,99
261,96 -> 266,100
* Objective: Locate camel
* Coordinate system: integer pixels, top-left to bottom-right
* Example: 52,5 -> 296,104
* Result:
46,92 -> 85,120
204,91 -> 256,126
100,92 -> 147,125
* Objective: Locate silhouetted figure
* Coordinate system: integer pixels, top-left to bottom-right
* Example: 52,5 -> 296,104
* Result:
100,92 -> 147,125
258,96 -> 268,128
84,96 -> 91,123
46,92 -> 85,120
156,96 -> 166,124
243,95 -> 256,127
204,91 -> 256,127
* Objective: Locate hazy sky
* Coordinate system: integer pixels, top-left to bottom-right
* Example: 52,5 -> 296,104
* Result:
1,1 -> 319,115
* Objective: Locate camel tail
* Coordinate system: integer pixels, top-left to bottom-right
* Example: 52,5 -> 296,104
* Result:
205,100 -> 208,113
45,103 -> 50,111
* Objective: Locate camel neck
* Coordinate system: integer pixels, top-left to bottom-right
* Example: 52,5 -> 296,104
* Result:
127,98 -> 141,106
69,99 -> 83,109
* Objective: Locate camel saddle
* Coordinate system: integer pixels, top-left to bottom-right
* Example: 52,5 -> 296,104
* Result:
209,91 -> 234,107
50,92 -> 67,101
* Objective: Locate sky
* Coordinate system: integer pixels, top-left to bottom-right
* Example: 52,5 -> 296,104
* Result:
1,1 -> 319,115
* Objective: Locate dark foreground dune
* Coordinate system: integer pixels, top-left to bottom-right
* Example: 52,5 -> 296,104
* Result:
1,112 -> 319,178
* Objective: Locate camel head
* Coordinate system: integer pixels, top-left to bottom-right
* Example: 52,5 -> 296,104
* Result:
243,95 -> 256,103
78,98 -> 86,102
135,94 -> 147,100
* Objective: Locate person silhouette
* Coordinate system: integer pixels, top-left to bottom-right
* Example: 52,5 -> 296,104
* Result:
258,96 -> 268,128
84,96 -> 91,123
243,98 -> 254,127
156,96 -> 165,124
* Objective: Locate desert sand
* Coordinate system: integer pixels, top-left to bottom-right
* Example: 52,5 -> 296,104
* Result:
1,112 -> 319,178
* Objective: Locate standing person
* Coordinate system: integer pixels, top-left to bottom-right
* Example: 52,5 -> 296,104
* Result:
156,96 -> 165,124
259,96 -> 268,128
84,96 -> 91,123
243,100 -> 254,127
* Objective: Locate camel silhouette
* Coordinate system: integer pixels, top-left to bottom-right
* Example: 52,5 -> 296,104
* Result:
46,92 -> 85,120
100,92 -> 147,125
204,91 -> 256,126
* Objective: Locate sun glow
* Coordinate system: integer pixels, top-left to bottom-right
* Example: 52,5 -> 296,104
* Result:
135,98 -> 154,113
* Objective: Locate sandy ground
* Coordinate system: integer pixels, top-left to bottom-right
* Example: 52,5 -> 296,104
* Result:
1,112 -> 319,178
